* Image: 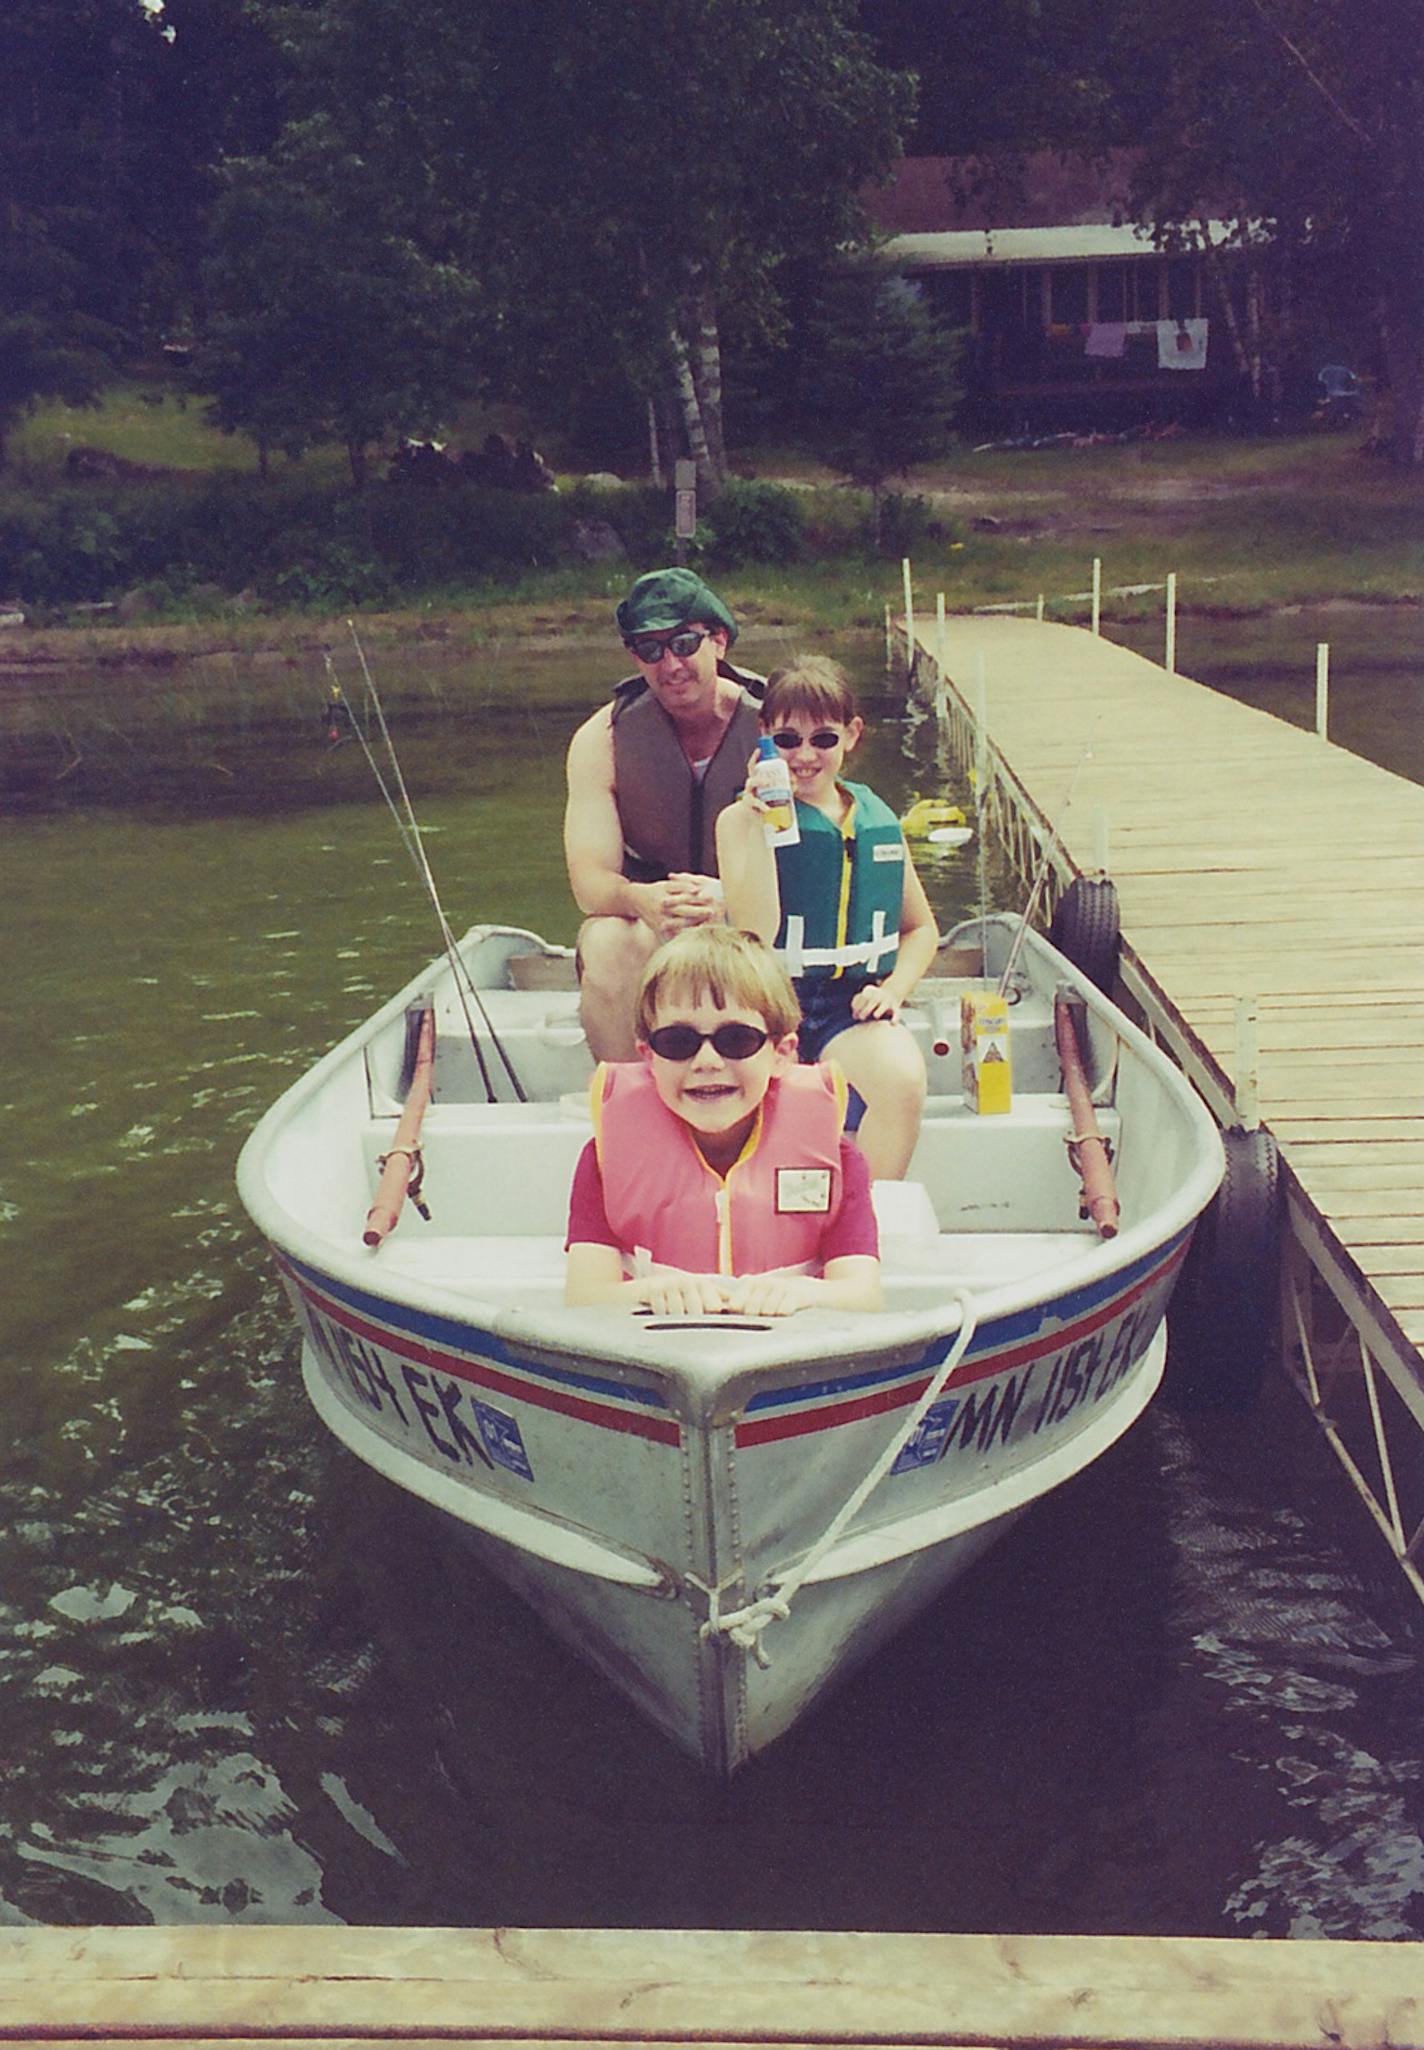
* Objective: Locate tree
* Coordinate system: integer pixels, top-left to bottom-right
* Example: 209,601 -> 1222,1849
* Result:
804,264 -> 963,545
254,0 -> 915,490
193,118 -> 486,486
1121,0 -> 1424,465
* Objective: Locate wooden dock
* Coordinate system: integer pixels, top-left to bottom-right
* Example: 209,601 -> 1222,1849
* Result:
4,1925 -> 1423,2044
909,610 -> 1424,1598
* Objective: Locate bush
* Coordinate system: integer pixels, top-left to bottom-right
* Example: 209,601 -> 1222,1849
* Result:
0,493 -> 127,604
700,479 -> 806,566
875,491 -> 946,559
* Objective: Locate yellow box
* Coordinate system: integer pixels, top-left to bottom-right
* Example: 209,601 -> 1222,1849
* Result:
960,991 -> 1013,1115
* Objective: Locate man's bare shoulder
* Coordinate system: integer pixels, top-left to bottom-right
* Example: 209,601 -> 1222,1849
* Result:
567,702 -> 615,770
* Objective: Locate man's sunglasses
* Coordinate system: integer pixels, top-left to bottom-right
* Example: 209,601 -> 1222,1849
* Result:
645,1022 -> 771,1062
768,728 -> 842,751
624,627 -> 709,664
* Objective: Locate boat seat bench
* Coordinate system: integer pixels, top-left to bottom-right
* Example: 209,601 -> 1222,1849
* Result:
360,1094 -> 1119,1244
376,1226 -> 1095,1312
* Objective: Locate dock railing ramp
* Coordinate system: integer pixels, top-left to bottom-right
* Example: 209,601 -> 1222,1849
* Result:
908,609 -> 1424,1604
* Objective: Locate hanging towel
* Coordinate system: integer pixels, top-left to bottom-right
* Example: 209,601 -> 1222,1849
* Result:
1158,318 -> 1209,370
1085,323 -> 1127,359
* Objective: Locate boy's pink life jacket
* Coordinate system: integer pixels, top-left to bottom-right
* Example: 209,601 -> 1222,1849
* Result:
591,1061 -> 847,1277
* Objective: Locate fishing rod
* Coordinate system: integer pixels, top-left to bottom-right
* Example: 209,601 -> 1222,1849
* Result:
329,631 -> 526,1104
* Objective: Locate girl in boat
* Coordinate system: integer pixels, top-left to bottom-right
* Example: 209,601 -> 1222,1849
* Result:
716,656 -> 939,1181
565,926 -> 882,1318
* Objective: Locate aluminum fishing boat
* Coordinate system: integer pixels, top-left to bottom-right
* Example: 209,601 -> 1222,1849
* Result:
237,915 -> 1223,1776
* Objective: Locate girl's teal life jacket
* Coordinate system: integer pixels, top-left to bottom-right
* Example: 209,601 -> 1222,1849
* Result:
773,780 -> 906,982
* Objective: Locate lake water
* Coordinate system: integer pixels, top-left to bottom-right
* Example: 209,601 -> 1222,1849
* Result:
2,618 -> 1422,1934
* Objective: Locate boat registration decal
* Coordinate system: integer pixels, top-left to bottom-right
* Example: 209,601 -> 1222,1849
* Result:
735,1230 -> 1190,1447
277,1255 -> 681,1448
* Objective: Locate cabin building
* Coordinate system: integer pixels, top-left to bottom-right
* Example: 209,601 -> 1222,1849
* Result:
866,152 -> 1264,428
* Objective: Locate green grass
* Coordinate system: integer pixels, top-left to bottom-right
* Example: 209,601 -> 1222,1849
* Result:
11,379 -> 258,478
5,376 -> 1422,637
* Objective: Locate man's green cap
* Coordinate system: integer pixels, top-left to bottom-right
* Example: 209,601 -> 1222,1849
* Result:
615,568 -> 737,646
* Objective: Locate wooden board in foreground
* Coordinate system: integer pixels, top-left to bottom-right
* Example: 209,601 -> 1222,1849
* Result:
0,1926 -> 1421,2047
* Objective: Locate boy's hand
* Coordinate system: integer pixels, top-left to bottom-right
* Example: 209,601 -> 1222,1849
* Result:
724,1273 -> 823,1317
850,981 -> 904,1023
639,1271 -> 732,1317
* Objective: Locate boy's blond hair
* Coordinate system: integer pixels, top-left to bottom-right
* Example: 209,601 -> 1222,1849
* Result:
760,653 -> 860,731
635,927 -> 801,1043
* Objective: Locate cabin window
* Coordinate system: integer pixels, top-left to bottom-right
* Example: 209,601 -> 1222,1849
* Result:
1095,260 -> 1162,322
922,270 -> 974,328
1014,267 -> 1045,329
1096,264 -> 1129,321
1166,257 -> 1200,319
1048,266 -> 1089,326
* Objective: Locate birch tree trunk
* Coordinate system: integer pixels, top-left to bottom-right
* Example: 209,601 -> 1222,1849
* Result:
668,325 -> 713,491
688,293 -> 726,487
646,397 -> 664,488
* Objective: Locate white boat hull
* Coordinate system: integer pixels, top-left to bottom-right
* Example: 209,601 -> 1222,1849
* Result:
240,917 -> 1222,1775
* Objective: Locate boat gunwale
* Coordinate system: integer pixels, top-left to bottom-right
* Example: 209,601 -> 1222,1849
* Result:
237,920 -> 1224,1395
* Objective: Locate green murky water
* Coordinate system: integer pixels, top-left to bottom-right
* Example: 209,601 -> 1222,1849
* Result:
1,621 -> 1421,1933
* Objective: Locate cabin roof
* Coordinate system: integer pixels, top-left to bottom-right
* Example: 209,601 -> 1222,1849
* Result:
866,152 -> 1246,269
867,151 -> 1146,237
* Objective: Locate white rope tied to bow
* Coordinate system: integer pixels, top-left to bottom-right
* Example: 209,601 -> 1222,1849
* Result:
700,1286 -> 979,1668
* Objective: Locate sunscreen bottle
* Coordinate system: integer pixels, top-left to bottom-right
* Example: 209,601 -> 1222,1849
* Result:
754,734 -> 800,848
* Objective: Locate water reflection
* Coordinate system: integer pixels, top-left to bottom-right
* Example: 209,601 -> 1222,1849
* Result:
1,632 -> 1421,1932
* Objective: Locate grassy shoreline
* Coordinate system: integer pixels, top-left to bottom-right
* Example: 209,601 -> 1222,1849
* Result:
2,410 -> 1420,678
1,560 -> 1418,681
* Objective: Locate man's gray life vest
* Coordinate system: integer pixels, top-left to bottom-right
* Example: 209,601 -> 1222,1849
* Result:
610,663 -> 764,881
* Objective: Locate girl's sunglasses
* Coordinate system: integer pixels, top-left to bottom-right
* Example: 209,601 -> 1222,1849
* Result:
769,728 -> 841,751
645,1022 -> 771,1062
624,627 -> 709,664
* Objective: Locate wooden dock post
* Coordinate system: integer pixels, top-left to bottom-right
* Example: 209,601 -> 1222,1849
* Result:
1091,557 -> 1101,636
902,557 -> 915,671
1316,641 -> 1330,740
1165,571 -> 1177,674
1233,995 -> 1260,1131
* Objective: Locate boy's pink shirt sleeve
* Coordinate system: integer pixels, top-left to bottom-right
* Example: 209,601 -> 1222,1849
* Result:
822,1140 -> 879,1261
566,1137 -> 619,1250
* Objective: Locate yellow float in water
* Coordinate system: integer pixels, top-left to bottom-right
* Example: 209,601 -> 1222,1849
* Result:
900,798 -> 969,838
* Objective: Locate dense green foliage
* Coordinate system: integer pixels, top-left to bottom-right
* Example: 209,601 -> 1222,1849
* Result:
0,472 -> 836,610
804,265 -> 964,523
196,118 -> 486,486
201,0 -> 912,493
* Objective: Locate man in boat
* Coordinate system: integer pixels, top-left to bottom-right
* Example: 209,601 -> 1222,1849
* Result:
564,568 -> 764,1059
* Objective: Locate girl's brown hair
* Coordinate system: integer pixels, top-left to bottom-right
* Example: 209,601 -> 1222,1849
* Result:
759,653 -> 859,731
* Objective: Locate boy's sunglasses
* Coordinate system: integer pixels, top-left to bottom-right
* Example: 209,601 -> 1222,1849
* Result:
645,1022 -> 771,1062
624,627 -> 709,664
769,728 -> 841,751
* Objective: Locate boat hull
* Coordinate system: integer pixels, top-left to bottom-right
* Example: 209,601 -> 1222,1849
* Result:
284,1233 -> 1181,1773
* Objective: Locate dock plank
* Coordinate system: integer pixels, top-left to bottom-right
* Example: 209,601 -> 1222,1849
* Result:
0,1926 -> 1421,2047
